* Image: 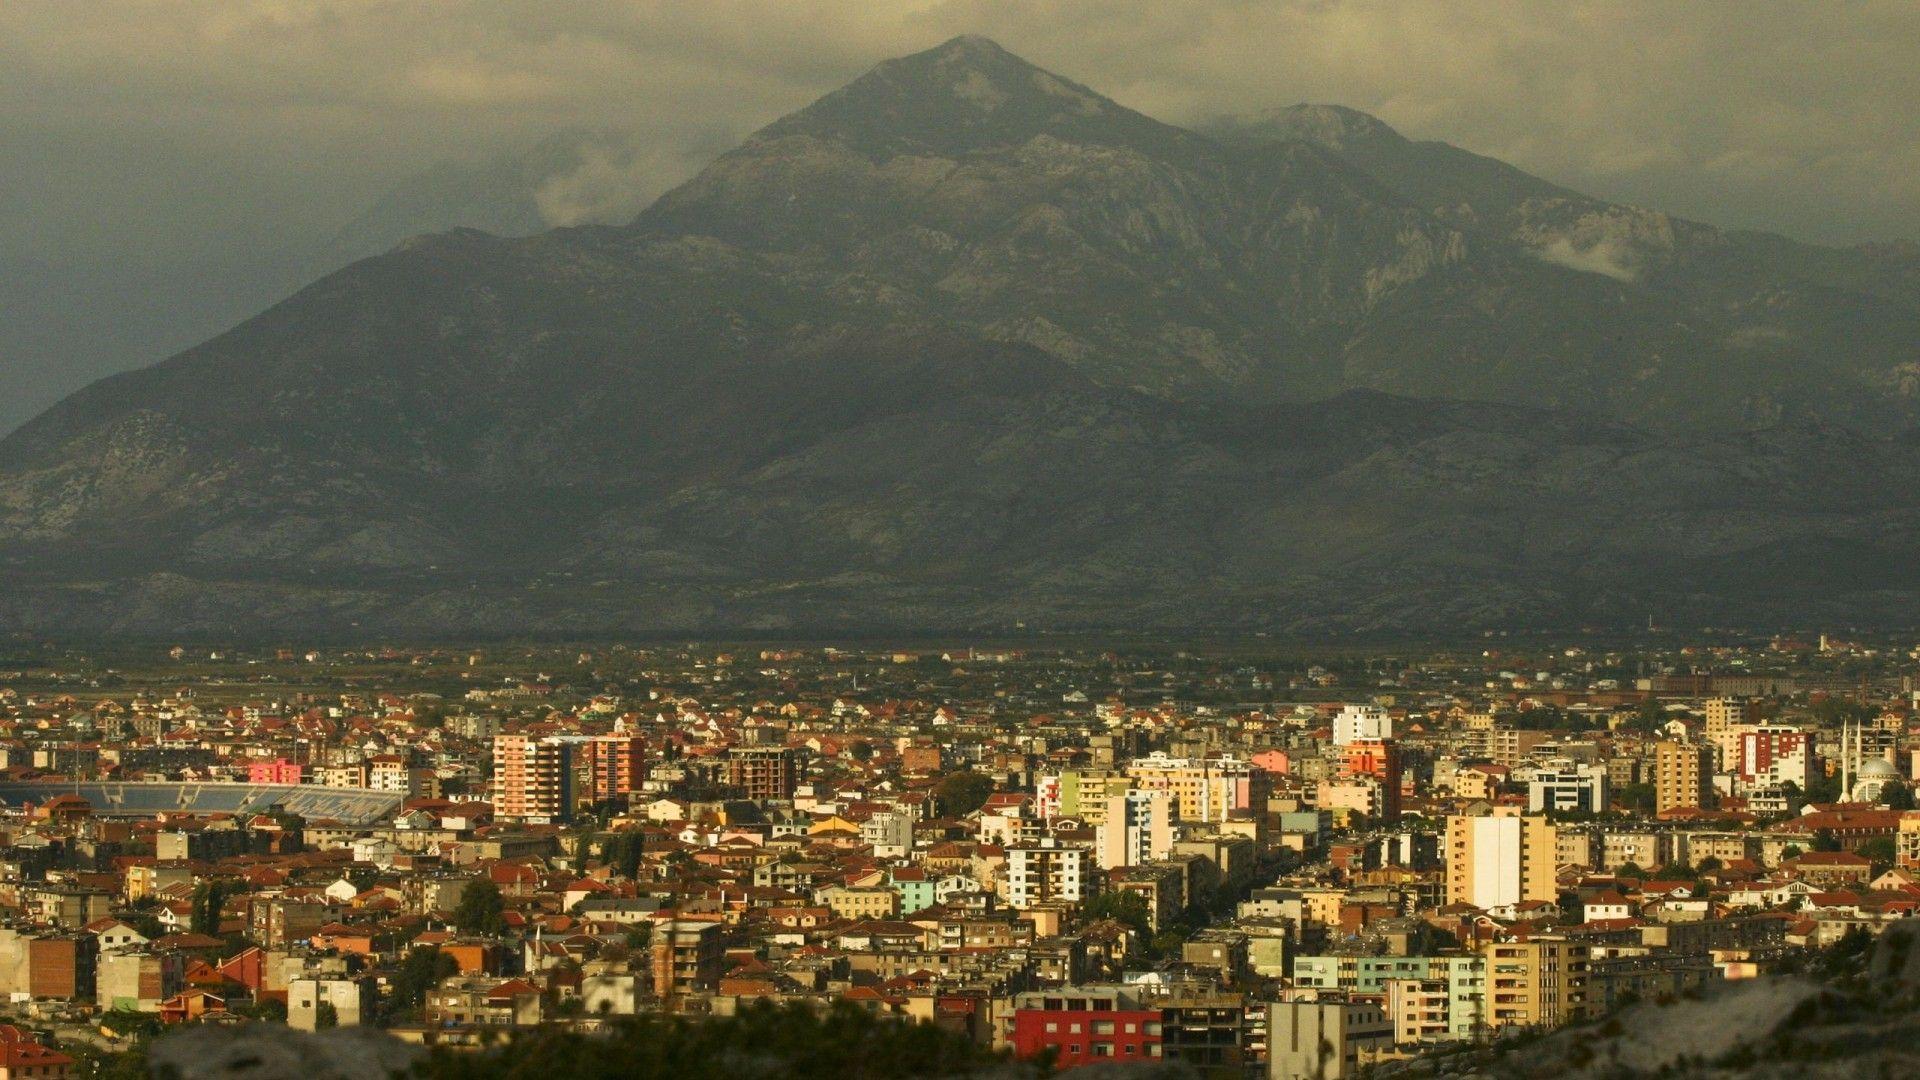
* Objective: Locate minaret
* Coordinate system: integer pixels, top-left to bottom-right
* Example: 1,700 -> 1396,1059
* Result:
1841,718 -> 1853,802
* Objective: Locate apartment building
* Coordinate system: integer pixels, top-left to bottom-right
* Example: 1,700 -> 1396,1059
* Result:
1004,841 -> 1090,909
1484,938 -> 1588,1029
1096,790 -> 1174,869
582,734 -> 647,804
491,735 -> 573,822
1655,741 -> 1714,814
1445,811 -> 1557,911
1124,753 -> 1268,824
728,746 -> 798,801
1267,1000 -> 1393,1080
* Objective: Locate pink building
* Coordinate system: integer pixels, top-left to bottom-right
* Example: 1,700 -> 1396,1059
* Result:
247,759 -> 304,785
1251,749 -> 1291,776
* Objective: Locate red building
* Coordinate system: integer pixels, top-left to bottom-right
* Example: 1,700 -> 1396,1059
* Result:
246,759 -> 304,785
1342,739 -> 1402,821
1010,986 -> 1249,1071
1012,991 -> 1162,1067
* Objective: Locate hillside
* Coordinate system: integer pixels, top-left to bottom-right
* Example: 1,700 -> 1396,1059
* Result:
4,36 -> 1919,637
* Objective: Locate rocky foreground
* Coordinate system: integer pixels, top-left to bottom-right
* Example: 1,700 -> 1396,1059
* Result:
119,921 -> 1920,1080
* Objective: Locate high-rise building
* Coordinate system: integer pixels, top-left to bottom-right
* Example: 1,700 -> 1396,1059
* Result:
650,919 -> 723,999
1492,728 -> 1550,769
1483,938 -> 1589,1029
1004,840 -> 1090,909
582,734 -> 647,805
1654,741 -> 1714,813
1704,698 -> 1763,770
1124,754 -> 1269,823
1526,760 -> 1610,814
1341,739 -> 1402,821
1445,811 -> 1557,911
1333,705 -> 1392,747
1737,726 -> 1813,793
1096,790 -> 1173,869
492,735 -> 573,822
727,746 -> 797,801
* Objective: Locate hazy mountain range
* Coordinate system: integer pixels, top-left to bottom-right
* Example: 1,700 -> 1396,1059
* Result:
5,36 -> 1920,638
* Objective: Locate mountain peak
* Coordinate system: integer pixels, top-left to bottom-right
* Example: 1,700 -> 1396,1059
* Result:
753,36 -> 1203,160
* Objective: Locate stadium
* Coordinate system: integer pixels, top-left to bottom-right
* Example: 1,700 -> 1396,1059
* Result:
0,781 -> 403,826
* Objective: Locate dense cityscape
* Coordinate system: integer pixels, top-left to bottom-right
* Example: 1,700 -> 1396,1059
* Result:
0,634 -> 1914,1076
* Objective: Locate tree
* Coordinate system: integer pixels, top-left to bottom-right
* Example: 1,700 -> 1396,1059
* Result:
407,999 -> 1013,1080
315,1001 -> 340,1030
388,946 -> 459,1020
1885,784 -> 1915,811
932,770 -> 997,817
1859,836 -> 1897,868
849,741 -> 875,763
606,831 -> 645,880
453,879 -> 506,935
1805,770 -> 1842,805
1081,890 -> 1152,939
1619,783 -> 1657,815
190,881 -> 228,937
1813,828 -> 1843,853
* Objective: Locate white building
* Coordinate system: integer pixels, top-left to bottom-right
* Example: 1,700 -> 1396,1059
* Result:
1333,705 -> 1392,747
1525,760 -> 1610,814
1095,789 -> 1173,869
860,811 -> 915,859
1003,840 -> 1090,909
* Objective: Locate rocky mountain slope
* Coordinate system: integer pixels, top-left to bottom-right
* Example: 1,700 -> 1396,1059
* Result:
3,36 -> 1919,637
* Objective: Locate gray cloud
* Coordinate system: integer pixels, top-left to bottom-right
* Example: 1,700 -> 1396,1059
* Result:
6,1 -> 1919,254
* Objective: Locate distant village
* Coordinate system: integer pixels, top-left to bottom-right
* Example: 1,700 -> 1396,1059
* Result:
0,635 -> 1917,1078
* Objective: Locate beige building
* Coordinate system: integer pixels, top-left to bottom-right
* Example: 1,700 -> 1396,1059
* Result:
1704,698 -> 1763,770
491,735 -> 572,822
1123,754 -> 1268,824
1268,1000 -> 1394,1079
1484,938 -> 1589,1029
819,886 -> 901,921
1655,741 -> 1714,813
1445,811 -> 1557,911
1492,728 -> 1549,768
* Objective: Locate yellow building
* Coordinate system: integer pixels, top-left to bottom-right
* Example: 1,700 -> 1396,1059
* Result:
1654,741 -> 1714,813
1123,753 -> 1268,823
1704,698 -> 1762,770
819,886 -> 901,920
1445,810 -> 1557,911
1484,938 -> 1589,1029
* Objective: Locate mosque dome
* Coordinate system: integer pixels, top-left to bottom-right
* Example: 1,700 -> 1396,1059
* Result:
1858,758 -> 1898,779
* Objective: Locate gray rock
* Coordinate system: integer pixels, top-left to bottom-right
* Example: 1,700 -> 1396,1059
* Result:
146,1024 -> 422,1080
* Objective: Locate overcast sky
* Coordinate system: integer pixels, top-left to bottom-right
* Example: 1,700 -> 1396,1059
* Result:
6,0 -> 1920,268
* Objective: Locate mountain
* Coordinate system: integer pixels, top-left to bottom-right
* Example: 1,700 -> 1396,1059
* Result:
5,36 -> 1920,638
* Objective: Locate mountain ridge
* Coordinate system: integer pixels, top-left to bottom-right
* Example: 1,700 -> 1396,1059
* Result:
4,36 -> 1920,637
